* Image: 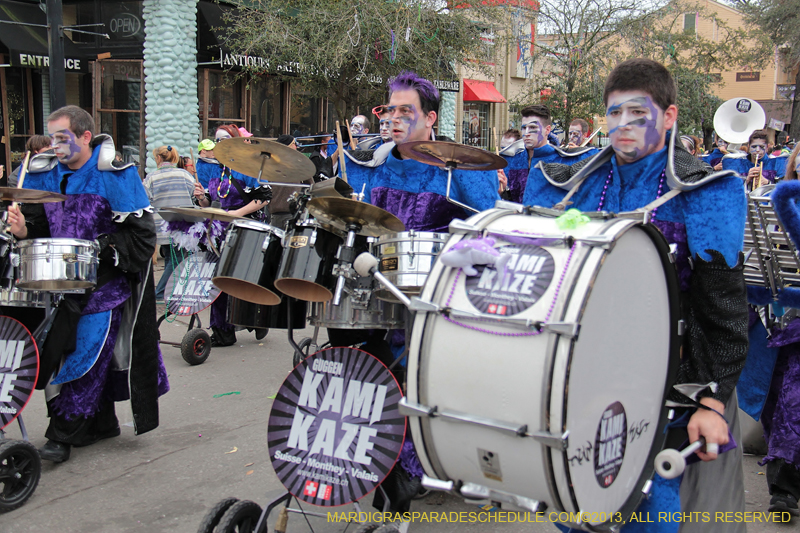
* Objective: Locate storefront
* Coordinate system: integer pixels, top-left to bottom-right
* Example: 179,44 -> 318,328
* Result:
461,78 -> 506,150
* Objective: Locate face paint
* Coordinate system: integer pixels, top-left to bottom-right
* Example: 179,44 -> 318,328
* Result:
749,141 -> 767,159
379,117 -> 392,142
568,127 -> 583,145
606,92 -> 663,164
387,89 -> 425,144
49,129 -> 83,164
350,121 -> 366,135
521,117 -> 546,150
717,139 -> 728,150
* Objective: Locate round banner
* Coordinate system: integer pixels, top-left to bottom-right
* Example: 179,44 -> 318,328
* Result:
0,316 -> 39,430
465,241 -> 555,316
165,252 -> 221,316
268,347 -> 406,506
594,401 -> 627,488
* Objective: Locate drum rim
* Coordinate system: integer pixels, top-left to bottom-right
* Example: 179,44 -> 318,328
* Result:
211,276 -> 282,306
230,218 -> 285,237
17,237 -> 98,248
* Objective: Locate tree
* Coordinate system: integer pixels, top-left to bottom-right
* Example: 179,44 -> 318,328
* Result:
223,0 -> 521,123
618,0 -> 771,146
729,0 -> 800,140
509,0 -> 657,131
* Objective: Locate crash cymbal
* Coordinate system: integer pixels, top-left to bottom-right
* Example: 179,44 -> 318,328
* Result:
307,197 -> 405,237
0,187 -> 67,203
213,137 -> 316,183
397,141 -> 507,170
160,207 -> 246,223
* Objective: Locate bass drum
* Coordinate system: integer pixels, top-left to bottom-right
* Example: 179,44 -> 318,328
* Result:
405,209 -> 680,529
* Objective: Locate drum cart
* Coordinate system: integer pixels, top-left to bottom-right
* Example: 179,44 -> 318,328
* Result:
156,310 -> 211,366
0,293 -> 61,512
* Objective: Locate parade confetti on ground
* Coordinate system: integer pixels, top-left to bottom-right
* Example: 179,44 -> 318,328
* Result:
213,391 -> 241,398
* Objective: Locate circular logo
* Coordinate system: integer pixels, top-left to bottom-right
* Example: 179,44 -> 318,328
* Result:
0,316 -> 39,430
736,99 -> 752,113
465,242 -> 555,316
594,401 -> 627,488
268,347 -> 406,506
165,252 -> 221,315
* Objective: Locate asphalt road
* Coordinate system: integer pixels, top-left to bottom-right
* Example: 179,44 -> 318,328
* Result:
0,266 -> 795,533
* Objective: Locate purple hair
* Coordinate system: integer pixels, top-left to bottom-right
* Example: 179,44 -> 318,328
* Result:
388,71 -> 440,115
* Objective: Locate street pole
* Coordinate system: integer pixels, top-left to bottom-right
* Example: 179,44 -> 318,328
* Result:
46,0 -> 66,111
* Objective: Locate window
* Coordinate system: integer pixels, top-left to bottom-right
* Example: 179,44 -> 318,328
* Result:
683,13 -> 696,34
463,102 -> 489,150
199,69 -> 246,139
95,60 -> 144,170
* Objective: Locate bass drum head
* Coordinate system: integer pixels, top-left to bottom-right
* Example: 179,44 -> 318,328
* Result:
553,223 -> 679,527
0,316 -> 39,430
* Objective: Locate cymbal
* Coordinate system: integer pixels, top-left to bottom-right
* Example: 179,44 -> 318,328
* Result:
307,197 -> 405,237
397,141 -> 507,171
160,207 -> 246,223
213,137 -> 316,183
0,187 -> 67,203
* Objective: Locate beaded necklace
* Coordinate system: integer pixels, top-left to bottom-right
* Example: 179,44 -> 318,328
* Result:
216,168 -> 232,199
597,167 -> 666,220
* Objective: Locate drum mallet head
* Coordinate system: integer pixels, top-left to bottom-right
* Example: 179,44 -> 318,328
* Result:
654,438 -> 709,479
354,252 -> 412,307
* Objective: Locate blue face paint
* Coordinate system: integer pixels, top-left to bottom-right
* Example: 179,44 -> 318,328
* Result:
521,117 -> 546,149
50,129 -> 82,164
606,95 -> 662,164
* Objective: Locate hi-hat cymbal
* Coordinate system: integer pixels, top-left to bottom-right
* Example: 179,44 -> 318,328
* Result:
307,198 -> 405,237
213,138 -> 316,183
0,187 -> 67,203
160,207 -> 246,223
397,141 -> 508,170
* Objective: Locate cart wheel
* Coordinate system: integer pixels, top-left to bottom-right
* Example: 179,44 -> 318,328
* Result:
182,329 -> 211,366
0,440 -> 41,513
197,497 -> 238,533
292,337 -> 313,367
216,499 -> 263,533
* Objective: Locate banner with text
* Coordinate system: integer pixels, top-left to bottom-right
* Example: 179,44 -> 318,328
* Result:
0,317 -> 39,430
268,347 -> 405,506
165,253 -> 221,316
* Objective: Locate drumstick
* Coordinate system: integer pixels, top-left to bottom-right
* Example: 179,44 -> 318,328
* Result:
335,120 -> 348,184
580,129 -> 601,147
12,151 -> 31,210
189,148 -> 200,184
493,127 -> 498,155
345,119 -> 357,150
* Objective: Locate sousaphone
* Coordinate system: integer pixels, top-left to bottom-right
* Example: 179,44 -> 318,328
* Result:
713,98 -> 766,144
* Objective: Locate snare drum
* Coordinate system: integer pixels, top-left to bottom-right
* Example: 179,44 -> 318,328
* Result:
405,209 -> 680,528
375,231 -> 448,301
16,238 -> 99,291
309,277 -> 405,329
274,222 -> 342,302
212,219 -> 283,306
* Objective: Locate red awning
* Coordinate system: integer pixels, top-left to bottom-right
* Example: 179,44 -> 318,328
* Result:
463,79 -> 507,103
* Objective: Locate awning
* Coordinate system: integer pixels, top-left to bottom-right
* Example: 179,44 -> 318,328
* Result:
0,0 -> 87,73
463,79 -> 506,103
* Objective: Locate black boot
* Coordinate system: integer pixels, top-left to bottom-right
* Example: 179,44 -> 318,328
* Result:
210,327 -> 237,347
38,440 -> 71,463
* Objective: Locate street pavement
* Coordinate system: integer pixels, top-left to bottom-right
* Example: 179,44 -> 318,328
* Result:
0,266 -> 795,533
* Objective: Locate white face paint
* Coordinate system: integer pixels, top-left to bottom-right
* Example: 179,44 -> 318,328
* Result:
606,90 -> 666,165
568,126 -> 584,145
379,117 -> 391,142
749,140 -> 767,160
521,116 -> 547,150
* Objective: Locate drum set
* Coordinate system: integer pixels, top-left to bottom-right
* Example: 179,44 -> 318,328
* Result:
0,186 -> 103,513
187,138 -> 688,533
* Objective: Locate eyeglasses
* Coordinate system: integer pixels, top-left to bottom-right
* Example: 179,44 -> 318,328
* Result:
372,105 -> 389,117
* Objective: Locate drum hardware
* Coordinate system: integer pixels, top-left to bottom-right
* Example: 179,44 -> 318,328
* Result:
308,177 -> 353,199
332,223 -> 362,306
459,483 -> 543,513
0,187 -> 67,203
494,199 -> 525,213
399,398 -> 571,449
16,238 -> 99,291
397,140 -> 508,214
212,137 -> 316,183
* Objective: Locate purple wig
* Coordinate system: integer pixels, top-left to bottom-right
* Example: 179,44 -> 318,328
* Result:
388,71 -> 440,115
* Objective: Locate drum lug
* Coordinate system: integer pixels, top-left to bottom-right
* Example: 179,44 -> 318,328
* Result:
668,243 -> 678,263
421,475 -> 454,492
677,319 -> 686,336
541,322 -> 580,338
9,253 -> 19,267
494,199 -> 525,212
530,430 -> 570,450
448,219 -> 481,235
408,297 -> 440,313
398,397 -> 437,417
642,479 -> 653,496
578,235 -> 616,248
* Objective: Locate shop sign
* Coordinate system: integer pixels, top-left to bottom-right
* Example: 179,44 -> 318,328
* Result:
736,72 -> 760,82
12,53 -> 84,73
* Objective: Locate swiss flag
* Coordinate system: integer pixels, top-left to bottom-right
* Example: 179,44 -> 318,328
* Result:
488,304 -> 498,314
303,480 -> 318,497
318,484 -> 332,501
497,305 -> 507,315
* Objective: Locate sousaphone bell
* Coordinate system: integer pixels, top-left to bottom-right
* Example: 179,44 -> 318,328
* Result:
713,98 -> 766,144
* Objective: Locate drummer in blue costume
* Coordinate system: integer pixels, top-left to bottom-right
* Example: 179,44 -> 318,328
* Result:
701,133 -> 729,169
524,59 -> 748,533
722,129 -> 788,188
192,124 -> 273,347
499,104 -> 596,204
346,71 -> 499,231
7,105 -> 169,463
